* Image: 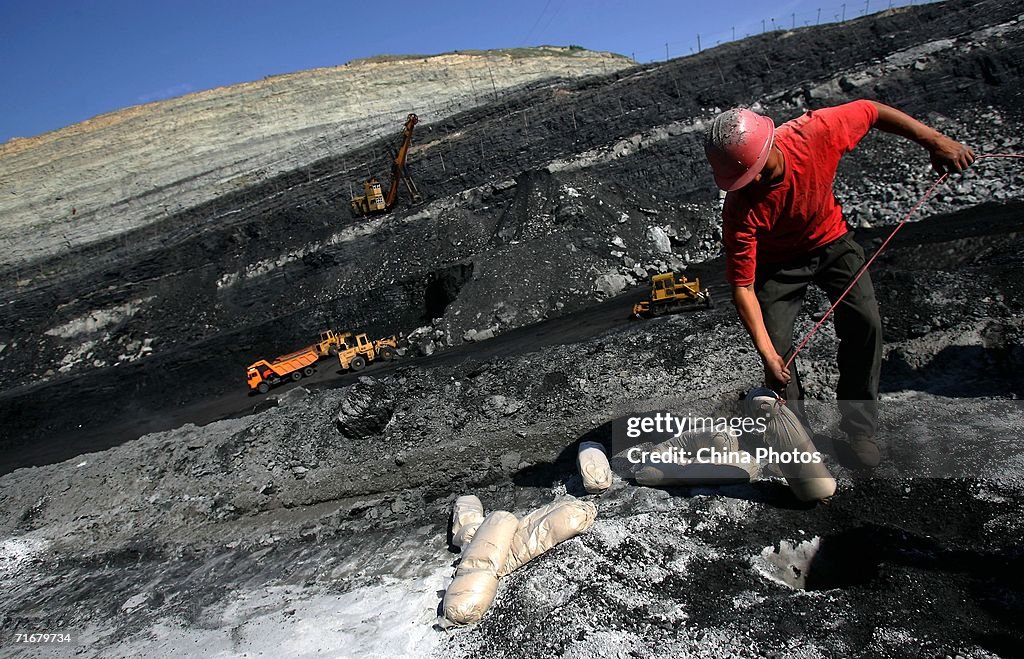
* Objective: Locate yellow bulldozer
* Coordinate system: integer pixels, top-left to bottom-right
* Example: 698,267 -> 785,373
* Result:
632,272 -> 712,318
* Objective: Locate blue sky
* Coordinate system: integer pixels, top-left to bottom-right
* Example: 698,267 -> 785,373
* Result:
1,0 -> 933,142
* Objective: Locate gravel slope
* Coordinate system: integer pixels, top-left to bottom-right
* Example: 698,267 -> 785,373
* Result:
1,2 -> 1023,657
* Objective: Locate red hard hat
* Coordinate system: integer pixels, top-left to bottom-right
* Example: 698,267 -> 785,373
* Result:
704,108 -> 776,191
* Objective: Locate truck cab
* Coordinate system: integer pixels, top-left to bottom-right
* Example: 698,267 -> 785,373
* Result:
246,366 -> 262,391
246,360 -> 274,393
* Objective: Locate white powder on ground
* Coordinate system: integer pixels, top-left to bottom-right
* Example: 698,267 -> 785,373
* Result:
0,536 -> 50,578
103,567 -> 452,658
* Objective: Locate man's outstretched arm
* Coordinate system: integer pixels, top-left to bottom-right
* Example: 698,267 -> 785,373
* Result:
732,284 -> 791,387
868,101 -> 976,174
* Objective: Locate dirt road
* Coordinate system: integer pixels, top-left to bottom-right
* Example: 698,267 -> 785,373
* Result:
0,267 -> 730,475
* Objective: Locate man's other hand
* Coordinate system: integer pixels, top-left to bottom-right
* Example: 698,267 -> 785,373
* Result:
929,135 -> 976,174
869,101 -> 977,175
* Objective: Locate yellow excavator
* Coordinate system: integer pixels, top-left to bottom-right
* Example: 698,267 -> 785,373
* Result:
350,113 -> 423,217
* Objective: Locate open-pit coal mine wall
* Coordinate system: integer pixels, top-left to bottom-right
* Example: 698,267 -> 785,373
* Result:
0,269 -> 471,457
0,206 -> 489,453
2,0 -> 1023,453
361,0 -> 1024,202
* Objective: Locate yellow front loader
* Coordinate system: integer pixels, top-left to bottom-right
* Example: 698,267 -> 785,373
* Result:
313,329 -> 353,357
337,333 -> 399,371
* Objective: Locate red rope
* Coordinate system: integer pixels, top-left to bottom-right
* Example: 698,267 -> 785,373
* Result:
784,153 -> 1024,370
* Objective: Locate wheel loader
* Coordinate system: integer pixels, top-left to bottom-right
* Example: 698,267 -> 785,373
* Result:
632,272 -> 712,318
337,333 -> 399,371
313,329 -> 353,357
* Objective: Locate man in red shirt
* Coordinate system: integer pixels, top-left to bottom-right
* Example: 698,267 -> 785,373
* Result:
704,100 -> 974,467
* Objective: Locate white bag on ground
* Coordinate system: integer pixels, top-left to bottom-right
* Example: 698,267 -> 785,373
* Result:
668,428 -> 740,454
578,441 -> 612,494
502,499 -> 598,576
443,510 -> 518,625
634,450 -> 757,486
631,429 -> 755,485
450,495 -> 485,549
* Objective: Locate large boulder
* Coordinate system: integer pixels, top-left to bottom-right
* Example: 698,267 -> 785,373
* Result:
647,226 -> 672,253
595,273 -> 627,297
335,377 -> 396,440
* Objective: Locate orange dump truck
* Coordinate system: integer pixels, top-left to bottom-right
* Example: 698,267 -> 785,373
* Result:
246,347 -> 320,394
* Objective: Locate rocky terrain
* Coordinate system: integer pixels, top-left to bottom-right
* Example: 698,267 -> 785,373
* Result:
1,1 -> 1023,657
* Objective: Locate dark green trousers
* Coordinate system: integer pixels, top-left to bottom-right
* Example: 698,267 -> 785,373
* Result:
754,232 -> 882,437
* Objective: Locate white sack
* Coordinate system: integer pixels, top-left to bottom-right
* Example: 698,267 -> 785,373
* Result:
758,397 -> 836,501
450,495 -> 485,549
660,428 -> 740,455
634,450 -> 757,486
441,571 -> 498,627
502,499 -> 598,576
630,429 -> 754,485
443,510 -> 518,625
577,441 -> 612,494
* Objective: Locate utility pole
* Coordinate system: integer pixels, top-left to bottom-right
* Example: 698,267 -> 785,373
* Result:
732,26 -> 735,40
817,8 -> 821,24
762,18 -> 766,33
865,0 -> 870,16
665,42 -> 669,61
697,34 -> 701,53
792,13 -> 796,28
487,65 -> 498,101
842,3 -> 846,21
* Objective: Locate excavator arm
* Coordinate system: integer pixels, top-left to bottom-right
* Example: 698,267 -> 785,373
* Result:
349,112 -> 421,217
384,113 -> 420,209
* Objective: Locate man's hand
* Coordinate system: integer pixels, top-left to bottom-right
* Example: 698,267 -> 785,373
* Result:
763,352 -> 791,389
870,101 -> 976,175
927,134 -> 976,175
733,285 -> 791,388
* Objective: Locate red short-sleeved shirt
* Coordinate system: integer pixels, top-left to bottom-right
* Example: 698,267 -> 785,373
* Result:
722,100 -> 879,287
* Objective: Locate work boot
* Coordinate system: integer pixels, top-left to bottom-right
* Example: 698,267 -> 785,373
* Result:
845,434 -> 880,469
